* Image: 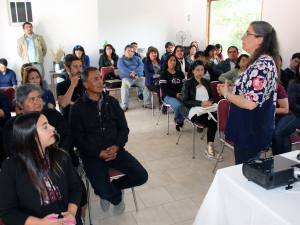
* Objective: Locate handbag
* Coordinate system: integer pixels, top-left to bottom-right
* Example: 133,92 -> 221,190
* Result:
104,72 -> 121,88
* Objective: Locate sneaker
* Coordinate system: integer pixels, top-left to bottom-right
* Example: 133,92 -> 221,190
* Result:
122,107 -> 128,112
205,144 -> 223,161
100,198 -> 110,212
113,190 -> 125,215
162,106 -> 168,115
137,94 -> 143,101
174,118 -> 180,132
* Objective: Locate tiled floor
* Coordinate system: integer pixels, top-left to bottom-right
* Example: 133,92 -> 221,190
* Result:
82,89 -> 273,225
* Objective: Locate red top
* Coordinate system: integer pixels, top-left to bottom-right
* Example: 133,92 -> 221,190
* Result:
276,83 -> 291,117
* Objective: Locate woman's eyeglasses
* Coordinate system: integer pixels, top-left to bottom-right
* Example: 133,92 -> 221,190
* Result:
243,32 -> 261,38
24,66 -> 38,71
74,46 -> 82,49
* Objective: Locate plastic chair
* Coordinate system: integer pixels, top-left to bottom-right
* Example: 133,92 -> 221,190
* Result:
156,89 -> 172,135
108,167 -> 138,212
212,99 -> 233,173
211,82 -> 224,103
101,67 -> 121,101
176,118 -> 207,159
0,88 -> 15,112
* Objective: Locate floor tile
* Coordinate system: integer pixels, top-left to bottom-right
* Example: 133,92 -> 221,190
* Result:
190,194 -> 206,207
145,158 -> 175,172
132,205 -> 174,225
131,150 -> 154,162
164,181 -> 200,200
189,174 -> 215,194
137,186 -> 175,207
98,212 -> 137,225
163,198 -> 199,223
174,220 -> 194,225
147,171 -> 176,188
166,165 -> 200,182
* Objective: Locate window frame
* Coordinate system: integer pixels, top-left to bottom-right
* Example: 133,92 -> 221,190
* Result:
7,0 -> 34,27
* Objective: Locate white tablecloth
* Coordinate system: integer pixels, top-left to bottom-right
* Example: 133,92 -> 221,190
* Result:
194,150 -> 300,225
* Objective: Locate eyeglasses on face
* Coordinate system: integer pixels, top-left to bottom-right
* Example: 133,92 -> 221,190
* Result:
243,31 -> 261,38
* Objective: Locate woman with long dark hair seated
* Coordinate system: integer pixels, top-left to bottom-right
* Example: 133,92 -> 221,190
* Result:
192,51 -> 217,82
144,47 -> 164,108
174,45 -> 190,78
159,54 -> 185,131
0,112 -> 82,225
73,45 -> 90,70
215,44 -> 224,61
180,60 -> 223,161
98,44 -> 119,73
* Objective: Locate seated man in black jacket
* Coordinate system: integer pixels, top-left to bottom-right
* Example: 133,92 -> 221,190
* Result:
69,67 -> 148,215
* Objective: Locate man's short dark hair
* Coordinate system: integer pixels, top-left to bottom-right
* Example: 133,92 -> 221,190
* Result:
165,42 -> 175,49
22,22 -> 32,29
292,53 -> 300,60
227,46 -> 238,53
0,58 -> 8,66
81,66 -> 98,83
131,42 -> 138,45
195,51 -> 205,59
124,45 -> 134,51
63,54 -> 80,68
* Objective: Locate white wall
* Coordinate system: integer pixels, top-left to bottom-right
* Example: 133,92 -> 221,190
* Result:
0,0 -> 99,83
184,0 -> 207,50
262,0 -> 300,69
98,0 -> 186,59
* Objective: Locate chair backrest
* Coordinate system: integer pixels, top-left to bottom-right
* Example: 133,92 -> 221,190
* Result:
101,67 -> 114,81
217,99 -> 230,133
211,82 -> 224,103
0,88 -> 15,112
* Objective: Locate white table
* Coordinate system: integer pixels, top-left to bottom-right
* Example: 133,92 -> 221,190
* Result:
194,150 -> 300,225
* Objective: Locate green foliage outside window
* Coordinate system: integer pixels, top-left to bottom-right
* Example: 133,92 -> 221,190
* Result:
209,0 -> 262,58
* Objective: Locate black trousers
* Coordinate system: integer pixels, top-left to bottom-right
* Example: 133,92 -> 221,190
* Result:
147,83 -> 162,104
81,149 -> 148,205
191,112 -> 217,143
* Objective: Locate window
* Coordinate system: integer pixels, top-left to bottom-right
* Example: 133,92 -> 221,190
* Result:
8,1 -> 33,26
206,0 -> 263,57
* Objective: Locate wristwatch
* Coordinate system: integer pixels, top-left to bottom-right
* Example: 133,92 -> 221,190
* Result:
224,92 -> 230,100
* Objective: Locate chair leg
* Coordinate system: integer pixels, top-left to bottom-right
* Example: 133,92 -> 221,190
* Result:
131,187 -> 138,212
201,127 -> 207,140
176,120 -> 187,145
151,93 -> 154,116
167,107 -> 169,135
85,176 -> 92,225
212,144 -> 225,173
192,124 -> 195,159
156,104 -> 163,125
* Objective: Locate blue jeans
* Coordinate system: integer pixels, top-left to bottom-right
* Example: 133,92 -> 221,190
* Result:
234,143 -> 262,165
80,149 -> 148,205
272,114 -> 297,155
164,95 -> 185,123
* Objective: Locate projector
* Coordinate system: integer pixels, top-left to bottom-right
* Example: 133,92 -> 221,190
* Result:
242,155 -> 300,190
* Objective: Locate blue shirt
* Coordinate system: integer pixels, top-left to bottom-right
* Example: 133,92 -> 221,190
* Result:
117,55 -> 144,79
25,34 -> 37,63
82,55 -> 90,70
225,55 -> 278,150
0,68 -> 17,87
41,89 -> 55,108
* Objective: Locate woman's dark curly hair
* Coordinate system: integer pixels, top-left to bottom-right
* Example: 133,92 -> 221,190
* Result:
163,54 -> 181,71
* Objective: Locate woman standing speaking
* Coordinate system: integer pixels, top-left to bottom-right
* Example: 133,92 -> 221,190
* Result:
218,21 -> 280,164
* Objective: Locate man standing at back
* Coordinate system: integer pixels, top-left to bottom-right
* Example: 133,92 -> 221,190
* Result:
17,22 -> 47,78
118,45 -> 148,112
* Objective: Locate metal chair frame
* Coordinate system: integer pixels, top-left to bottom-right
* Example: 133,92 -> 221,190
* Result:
156,89 -> 172,135
108,167 -> 138,212
176,118 -> 207,159
143,90 -> 157,116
